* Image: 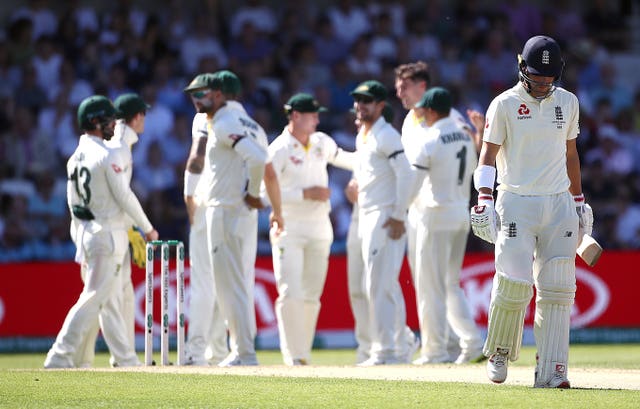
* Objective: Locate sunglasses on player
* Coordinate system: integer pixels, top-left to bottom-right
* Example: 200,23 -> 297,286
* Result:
190,89 -> 212,99
353,95 -> 375,104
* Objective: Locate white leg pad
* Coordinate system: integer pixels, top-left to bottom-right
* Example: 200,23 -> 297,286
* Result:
534,257 -> 576,386
483,273 -> 533,362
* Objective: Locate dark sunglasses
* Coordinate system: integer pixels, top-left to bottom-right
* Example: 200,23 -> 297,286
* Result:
354,95 -> 375,104
191,89 -> 211,99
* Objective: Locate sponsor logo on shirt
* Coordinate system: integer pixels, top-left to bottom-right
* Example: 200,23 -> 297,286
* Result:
289,155 -> 303,165
517,103 -> 532,120
111,163 -> 122,173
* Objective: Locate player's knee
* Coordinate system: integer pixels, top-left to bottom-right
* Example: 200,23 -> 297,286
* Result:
492,273 -> 534,310
535,257 -> 576,306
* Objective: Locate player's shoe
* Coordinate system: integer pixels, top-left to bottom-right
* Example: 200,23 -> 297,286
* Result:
412,355 -> 451,365
398,331 -> 420,363
217,353 -> 258,367
534,360 -> 571,389
44,353 -> 74,369
185,356 -> 210,366
455,348 -> 487,365
357,356 -> 403,366
292,358 -> 308,366
486,347 -> 510,383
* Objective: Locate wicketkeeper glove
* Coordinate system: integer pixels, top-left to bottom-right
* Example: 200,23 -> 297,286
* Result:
470,194 -> 499,244
574,194 -> 593,236
128,226 -> 147,268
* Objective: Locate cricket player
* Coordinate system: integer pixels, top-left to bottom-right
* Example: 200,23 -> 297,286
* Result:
409,87 -> 484,364
471,35 -> 593,388
183,80 -> 231,366
75,93 -> 150,367
183,70 -> 268,367
350,80 -> 415,366
268,93 -> 353,365
346,106 -> 418,364
395,61 -> 483,363
45,95 -> 158,368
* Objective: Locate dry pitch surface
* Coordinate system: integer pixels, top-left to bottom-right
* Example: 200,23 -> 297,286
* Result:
109,364 -> 640,390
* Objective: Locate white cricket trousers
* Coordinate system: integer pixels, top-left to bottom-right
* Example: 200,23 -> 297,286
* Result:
271,217 -> 332,365
46,229 -> 139,367
205,206 -> 257,361
414,205 -> 483,360
186,204 -> 229,363
358,207 -> 407,361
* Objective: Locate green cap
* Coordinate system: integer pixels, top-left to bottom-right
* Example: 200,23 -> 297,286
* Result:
350,80 -> 387,101
211,70 -> 242,95
114,93 -> 150,118
284,93 -> 327,113
415,87 -> 452,113
184,71 -> 242,95
184,73 -> 214,92
77,95 -> 117,130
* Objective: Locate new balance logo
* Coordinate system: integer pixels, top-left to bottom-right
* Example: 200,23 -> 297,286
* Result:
564,231 -> 573,237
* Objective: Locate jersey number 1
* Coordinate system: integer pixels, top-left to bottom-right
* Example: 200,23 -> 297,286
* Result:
455,146 -> 467,185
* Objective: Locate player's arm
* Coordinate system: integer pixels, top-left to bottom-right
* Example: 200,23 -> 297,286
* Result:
105,154 -> 158,241
383,135 -> 415,240
184,135 -> 207,225
263,162 -> 284,234
233,135 -> 267,208
466,108 -> 485,154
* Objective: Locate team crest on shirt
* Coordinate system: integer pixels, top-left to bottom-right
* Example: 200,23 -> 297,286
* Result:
313,146 -> 323,159
517,104 -> 532,120
552,106 -> 565,129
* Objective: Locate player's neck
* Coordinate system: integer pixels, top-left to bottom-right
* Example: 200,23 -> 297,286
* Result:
288,124 -> 310,147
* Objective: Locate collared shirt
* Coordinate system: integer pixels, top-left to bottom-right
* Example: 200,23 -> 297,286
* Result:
354,116 -> 414,220
412,116 -> 477,208
484,82 -> 579,195
268,128 -> 352,220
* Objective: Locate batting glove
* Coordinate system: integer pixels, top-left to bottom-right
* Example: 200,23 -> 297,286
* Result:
574,194 -> 593,236
128,226 -> 147,268
470,194 -> 499,244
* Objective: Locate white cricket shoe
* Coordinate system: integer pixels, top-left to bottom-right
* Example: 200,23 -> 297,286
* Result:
185,356 -> 210,366
534,363 -> 571,389
291,358 -> 308,366
486,348 -> 510,383
44,353 -> 74,369
218,353 -> 258,367
412,355 -> 451,365
455,348 -> 487,365
357,356 -> 402,366
400,332 -> 421,363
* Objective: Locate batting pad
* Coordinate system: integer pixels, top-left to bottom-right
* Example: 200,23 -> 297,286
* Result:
534,257 -> 576,385
483,273 -> 533,362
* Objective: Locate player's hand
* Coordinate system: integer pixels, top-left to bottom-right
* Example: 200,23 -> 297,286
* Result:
185,195 -> 197,225
383,217 -> 405,240
466,109 -> 485,133
128,226 -> 147,268
244,193 -> 264,209
344,179 -> 358,204
574,194 -> 593,236
270,211 -> 284,237
470,195 -> 498,243
145,228 -> 159,242
303,186 -> 330,201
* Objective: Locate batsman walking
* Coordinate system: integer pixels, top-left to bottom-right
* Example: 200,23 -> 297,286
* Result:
470,35 -> 593,388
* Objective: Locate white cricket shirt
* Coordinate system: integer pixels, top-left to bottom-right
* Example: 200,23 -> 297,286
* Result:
268,128 -> 352,220
484,82 -> 579,195
354,116 -> 414,220
412,116 -> 478,208
198,103 -> 267,207
66,134 -> 152,232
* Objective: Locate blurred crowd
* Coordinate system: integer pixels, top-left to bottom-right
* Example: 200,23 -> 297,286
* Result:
1,0 -> 639,262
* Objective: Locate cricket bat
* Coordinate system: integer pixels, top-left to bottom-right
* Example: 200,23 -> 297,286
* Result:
576,233 -> 603,267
